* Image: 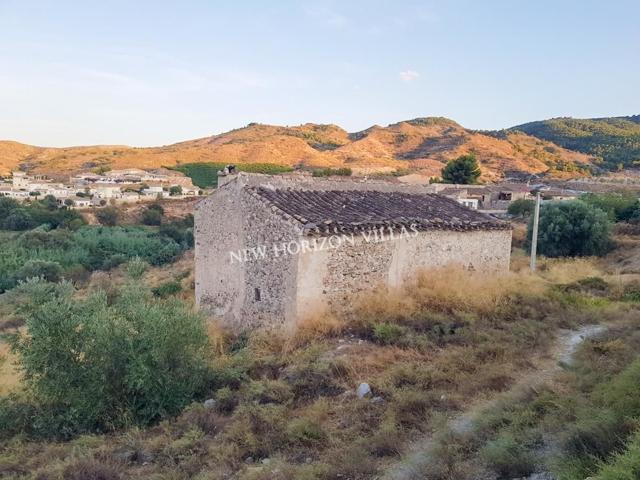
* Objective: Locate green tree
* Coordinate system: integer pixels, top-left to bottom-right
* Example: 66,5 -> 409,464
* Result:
441,154 -> 481,184
5,278 -> 211,437
169,185 -> 183,196
141,206 -> 163,226
507,199 -> 536,217
527,200 -> 613,257
95,206 -> 120,226
580,192 -> 639,222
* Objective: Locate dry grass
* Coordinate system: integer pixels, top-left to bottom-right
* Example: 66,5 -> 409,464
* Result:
353,264 -> 549,323
0,341 -> 21,396
286,313 -> 345,350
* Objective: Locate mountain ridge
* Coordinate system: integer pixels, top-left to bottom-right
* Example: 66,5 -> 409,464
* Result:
0,117 -> 596,180
509,114 -> 640,169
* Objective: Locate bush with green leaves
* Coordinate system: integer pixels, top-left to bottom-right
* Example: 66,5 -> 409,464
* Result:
95,206 -> 120,226
441,153 -> 481,184
1,278 -> 211,438
527,200 -> 613,257
0,196 -> 84,231
152,279 -> 183,298
580,192 -> 639,222
507,198 -> 535,217
141,204 -> 164,225
13,259 -> 63,284
169,185 -> 183,196
0,226 -> 187,292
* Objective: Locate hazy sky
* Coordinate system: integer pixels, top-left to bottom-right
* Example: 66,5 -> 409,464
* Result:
1,0 -> 638,147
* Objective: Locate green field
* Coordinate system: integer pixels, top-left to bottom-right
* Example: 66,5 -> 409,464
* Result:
171,162 -> 294,188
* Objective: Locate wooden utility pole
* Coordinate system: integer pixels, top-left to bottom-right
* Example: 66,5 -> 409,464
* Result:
530,191 -> 541,271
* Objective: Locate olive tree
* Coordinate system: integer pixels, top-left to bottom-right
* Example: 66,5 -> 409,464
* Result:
527,200 -> 613,257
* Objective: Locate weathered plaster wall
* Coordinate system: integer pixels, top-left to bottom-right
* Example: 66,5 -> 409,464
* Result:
295,229 -> 512,322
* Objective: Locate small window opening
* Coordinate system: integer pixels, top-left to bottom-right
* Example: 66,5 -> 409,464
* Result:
254,287 -> 261,301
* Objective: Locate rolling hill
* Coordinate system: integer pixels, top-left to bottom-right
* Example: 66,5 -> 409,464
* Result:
0,117 -> 595,181
510,115 -> 640,169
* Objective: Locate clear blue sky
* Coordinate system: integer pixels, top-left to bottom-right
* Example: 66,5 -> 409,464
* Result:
1,0 -> 638,147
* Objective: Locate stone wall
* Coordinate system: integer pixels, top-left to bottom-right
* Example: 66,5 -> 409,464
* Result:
295,229 -> 512,322
196,173 -> 512,331
195,179 -> 301,330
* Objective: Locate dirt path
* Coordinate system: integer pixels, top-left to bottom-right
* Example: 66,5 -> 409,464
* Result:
383,324 -> 607,480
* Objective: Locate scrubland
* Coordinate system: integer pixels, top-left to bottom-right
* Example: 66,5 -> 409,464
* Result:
1,244 -> 639,480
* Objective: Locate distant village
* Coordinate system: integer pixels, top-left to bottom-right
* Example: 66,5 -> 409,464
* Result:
1,164 -> 636,213
0,168 -> 200,208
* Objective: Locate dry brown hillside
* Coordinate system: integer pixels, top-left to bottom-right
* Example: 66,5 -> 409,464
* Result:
0,118 -> 594,180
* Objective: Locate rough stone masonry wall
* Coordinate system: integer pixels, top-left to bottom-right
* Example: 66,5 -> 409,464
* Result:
195,180 -> 301,330
194,183 -> 245,324
295,229 -> 512,320
238,192 -> 301,330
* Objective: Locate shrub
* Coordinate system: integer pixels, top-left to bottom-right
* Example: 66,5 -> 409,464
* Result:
169,185 -> 183,196
4,278 -> 211,438
152,280 -> 183,298
581,192 -> 639,222
311,167 -> 352,177
481,434 -> 536,477
62,459 -> 122,480
593,430 -> 640,480
286,417 -> 327,447
527,200 -> 613,257
14,259 -> 63,283
141,206 -> 163,226
373,322 -> 407,345
95,207 -> 120,226
507,198 -> 535,217
441,154 -> 481,184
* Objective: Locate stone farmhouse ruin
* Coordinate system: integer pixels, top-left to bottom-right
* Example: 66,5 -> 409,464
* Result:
195,171 -> 512,330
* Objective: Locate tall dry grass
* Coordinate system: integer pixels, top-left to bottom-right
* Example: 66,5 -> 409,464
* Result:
0,342 -> 21,395
354,258 -> 606,324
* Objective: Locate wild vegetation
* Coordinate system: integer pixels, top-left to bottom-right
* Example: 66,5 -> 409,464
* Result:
1,249 -> 638,479
512,116 -> 640,170
0,196 -> 83,231
311,167 -> 352,177
0,199 -> 193,293
0,190 -> 639,479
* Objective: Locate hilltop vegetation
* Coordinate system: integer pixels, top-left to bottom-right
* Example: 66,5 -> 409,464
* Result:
0,117 -> 595,181
511,115 -> 640,170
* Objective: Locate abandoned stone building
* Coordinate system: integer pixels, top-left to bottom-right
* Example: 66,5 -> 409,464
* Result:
195,172 -> 512,330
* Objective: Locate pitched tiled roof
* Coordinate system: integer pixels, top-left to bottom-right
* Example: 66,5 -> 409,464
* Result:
247,187 -> 510,235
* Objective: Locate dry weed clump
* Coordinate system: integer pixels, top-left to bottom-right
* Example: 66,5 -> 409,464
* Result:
287,312 -> 345,350
353,265 -> 547,325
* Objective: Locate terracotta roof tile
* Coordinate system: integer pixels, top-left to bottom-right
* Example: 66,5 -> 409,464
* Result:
247,187 -> 510,235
